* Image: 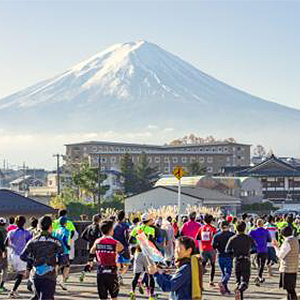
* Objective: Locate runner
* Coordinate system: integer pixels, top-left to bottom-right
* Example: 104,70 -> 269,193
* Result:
249,219 -> 271,286
0,218 -> 8,293
113,210 -> 130,285
7,217 -> 17,233
264,215 -> 278,277
180,212 -> 201,247
79,214 -> 102,282
226,221 -> 255,300
52,216 -> 70,290
197,213 -> 217,287
212,220 -> 235,295
20,216 -> 67,300
6,216 -> 32,299
273,226 -> 299,300
91,220 -> 124,300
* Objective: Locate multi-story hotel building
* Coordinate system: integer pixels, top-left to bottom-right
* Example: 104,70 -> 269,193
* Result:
65,141 -> 251,175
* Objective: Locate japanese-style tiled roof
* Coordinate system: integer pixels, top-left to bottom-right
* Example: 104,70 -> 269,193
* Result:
0,189 -> 56,215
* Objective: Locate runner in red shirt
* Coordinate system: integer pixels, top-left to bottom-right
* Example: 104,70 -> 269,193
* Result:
197,214 -> 217,287
91,220 -> 123,300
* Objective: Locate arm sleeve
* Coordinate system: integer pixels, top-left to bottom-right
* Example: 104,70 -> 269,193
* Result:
275,241 -> 291,260
225,238 -> 233,254
212,235 -> 218,250
20,241 -> 34,270
154,265 -> 189,292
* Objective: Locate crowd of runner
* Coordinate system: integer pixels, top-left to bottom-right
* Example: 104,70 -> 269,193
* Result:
0,209 -> 299,300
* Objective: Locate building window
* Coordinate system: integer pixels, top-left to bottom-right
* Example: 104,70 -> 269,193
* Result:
172,157 -> 178,163
164,167 -> 170,173
164,157 -> 170,163
212,147 -> 216,152
199,148 -> 203,152
207,157 -> 213,163
101,166 -> 105,171
111,157 -> 116,163
121,148 -> 125,152
101,157 -> 107,163
148,157 -> 152,163
92,146 -> 97,152
224,147 -> 228,152
155,157 -> 160,163
182,157 -> 187,163
207,166 -> 213,173
205,148 -> 210,152
218,147 -> 222,152
190,157 -> 196,162
115,147 -> 119,151
199,157 -> 205,163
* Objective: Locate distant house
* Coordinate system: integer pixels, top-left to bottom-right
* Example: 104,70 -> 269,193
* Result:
0,189 -> 57,219
10,175 -> 45,192
155,175 -> 263,205
125,186 -> 241,215
229,155 -> 300,203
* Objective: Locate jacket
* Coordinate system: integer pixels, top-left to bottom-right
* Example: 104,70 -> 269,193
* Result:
154,258 -> 192,300
20,231 -> 66,281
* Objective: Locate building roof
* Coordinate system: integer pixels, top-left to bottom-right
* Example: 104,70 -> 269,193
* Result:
237,155 -> 300,177
0,189 -> 57,215
65,140 -> 251,148
165,186 -> 241,204
125,186 -> 240,205
155,176 -> 206,187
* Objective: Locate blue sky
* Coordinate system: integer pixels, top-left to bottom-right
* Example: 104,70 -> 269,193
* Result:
1,0 -> 300,110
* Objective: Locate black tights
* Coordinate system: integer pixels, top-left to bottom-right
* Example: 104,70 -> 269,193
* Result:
132,273 -> 155,296
202,261 -> 215,283
287,288 -> 298,300
256,253 -> 268,279
13,274 -> 23,292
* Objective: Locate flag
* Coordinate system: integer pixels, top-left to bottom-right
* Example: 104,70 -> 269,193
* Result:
136,229 -> 164,263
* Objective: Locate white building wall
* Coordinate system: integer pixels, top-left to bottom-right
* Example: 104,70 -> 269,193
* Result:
125,188 -> 203,214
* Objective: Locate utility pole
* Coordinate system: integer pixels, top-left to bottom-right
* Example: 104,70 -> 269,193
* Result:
53,154 -> 61,195
98,154 -> 101,213
23,162 -> 26,191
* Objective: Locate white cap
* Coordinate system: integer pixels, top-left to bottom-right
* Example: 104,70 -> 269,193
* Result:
0,217 -> 6,224
141,213 -> 150,222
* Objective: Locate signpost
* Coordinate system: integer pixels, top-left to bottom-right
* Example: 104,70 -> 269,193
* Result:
172,166 -> 185,224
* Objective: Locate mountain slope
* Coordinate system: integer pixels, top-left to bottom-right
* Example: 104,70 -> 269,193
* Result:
0,40 -> 299,154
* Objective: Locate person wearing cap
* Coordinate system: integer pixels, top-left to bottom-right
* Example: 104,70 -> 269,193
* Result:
0,218 -> 8,293
212,220 -> 235,295
130,213 -> 156,300
130,213 -> 155,242
52,216 -> 70,290
226,215 -> 235,233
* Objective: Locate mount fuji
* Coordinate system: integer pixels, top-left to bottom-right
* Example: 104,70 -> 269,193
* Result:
1,40 -> 299,155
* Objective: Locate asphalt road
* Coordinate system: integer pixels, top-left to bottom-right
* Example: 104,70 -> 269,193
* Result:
1,266 -> 299,300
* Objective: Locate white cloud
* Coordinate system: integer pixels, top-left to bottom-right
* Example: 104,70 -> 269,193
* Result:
0,128 -> 179,169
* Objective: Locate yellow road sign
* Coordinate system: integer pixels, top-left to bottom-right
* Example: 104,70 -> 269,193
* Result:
173,166 -> 184,180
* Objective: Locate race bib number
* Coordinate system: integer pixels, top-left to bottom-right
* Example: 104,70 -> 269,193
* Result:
201,231 -> 211,241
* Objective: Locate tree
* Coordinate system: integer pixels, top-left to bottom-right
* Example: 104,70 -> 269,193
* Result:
168,134 -> 236,145
135,152 -> 159,193
120,153 -> 139,195
187,162 -> 206,176
72,162 -> 109,205
253,145 -> 267,157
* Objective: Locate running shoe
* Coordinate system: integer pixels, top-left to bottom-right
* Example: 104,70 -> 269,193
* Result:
254,277 -> 260,287
218,282 -> 226,295
9,291 -> 19,299
79,271 -> 85,282
0,286 -> 9,292
209,282 -> 215,287
235,289 -> 241,300
59,282 -> 68,291
130,291 -> 136,300
138,284 -> 144,295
